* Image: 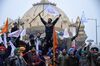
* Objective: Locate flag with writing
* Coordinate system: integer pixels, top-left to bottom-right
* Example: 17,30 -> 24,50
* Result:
44,5 -> 59,16
8,29 -> 22,37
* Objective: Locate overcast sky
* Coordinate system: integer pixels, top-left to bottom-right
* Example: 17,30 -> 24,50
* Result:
0,0 -> 100,44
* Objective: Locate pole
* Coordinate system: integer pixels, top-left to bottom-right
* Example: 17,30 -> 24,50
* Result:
29,8 -> 46,24
87,18 -> 98,45
95,19 -> 98,45
53,45 -> 56,66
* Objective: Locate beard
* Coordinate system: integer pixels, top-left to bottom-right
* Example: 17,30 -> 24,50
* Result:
48,21 -> 51,23
62,52 -> 66,56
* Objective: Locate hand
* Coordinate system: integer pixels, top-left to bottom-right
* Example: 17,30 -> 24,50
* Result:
39,13 -> 41,16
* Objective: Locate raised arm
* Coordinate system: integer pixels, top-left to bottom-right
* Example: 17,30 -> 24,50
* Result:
39,14 -> 46,25
71,21 -> 81,41
52,14 -> 61,25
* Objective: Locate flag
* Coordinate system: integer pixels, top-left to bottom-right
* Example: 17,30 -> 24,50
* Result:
70,27 -> 76,36
81,11 -> 87,23
3,33 -> 7,48
63,28 -> 70,38
9,41 -> 16,56
0,35 -> 3,43
0,18 -> 8,34
20,29 -> 26,40
53,28 -> 58,66
53,28 -> 58,50
8,29 -> 22,37
35,38 -> 41,55
44,5 -> 59,16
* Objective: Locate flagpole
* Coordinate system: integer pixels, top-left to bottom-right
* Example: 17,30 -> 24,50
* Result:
53,43 -> 56,66
29,7 -> 47,24
53,28 -> 56,66
29,6 -> 47,33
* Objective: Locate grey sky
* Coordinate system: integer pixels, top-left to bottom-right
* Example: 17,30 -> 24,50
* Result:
0,0 -> 100,44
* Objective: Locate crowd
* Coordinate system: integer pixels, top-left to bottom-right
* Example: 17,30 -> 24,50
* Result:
0,32 -> 100,66
0,15 -> 100,66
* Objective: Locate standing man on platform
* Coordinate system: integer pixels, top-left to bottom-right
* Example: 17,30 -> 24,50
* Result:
39,13 -> 61,53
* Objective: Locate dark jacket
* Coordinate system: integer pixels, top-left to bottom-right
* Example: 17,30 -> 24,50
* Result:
11,26 -> 19,33
7,56 -> 27,66
39,15 -> 60,37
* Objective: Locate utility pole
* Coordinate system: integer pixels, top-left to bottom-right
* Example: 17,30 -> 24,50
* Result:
87,18 -> 98,45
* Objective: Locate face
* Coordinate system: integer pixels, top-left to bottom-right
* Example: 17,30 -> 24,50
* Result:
19,47 -> 26,53
31,49 -> 36,53
13,23 -> 18,27
70,51 -> 74,56
93,49 -> 98,53
62,49 -> 66,55
48,18 -> 52,23
37,33 -> 40,38
16,50 -> 21,56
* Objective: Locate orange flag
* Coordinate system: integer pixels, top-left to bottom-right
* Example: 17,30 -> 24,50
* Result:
0,18 -> 8,34
53,28 -> 58,66
53,28 -> 58,51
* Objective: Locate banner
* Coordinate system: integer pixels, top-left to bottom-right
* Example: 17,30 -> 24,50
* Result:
44,5 -> 59,16
8,29 -> 22,37
20,29 -> 26,40
63,28 -> 70,38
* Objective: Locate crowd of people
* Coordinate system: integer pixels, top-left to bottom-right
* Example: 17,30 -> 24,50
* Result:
0,33 -> 100,66
0,14 -> 100,66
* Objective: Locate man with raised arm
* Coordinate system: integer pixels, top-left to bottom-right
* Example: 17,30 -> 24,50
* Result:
39,13 -> 61,53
